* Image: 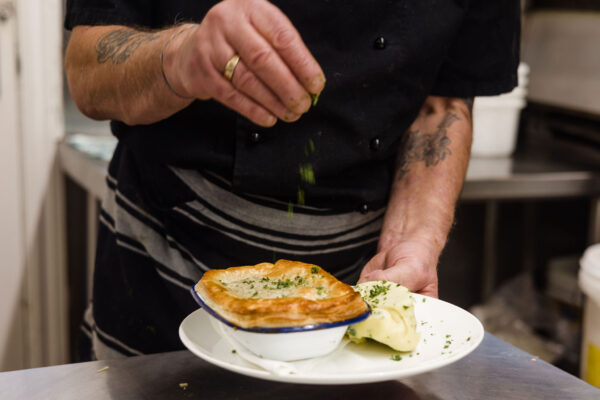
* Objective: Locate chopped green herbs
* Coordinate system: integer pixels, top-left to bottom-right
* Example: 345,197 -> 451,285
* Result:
311,266 -> 319,274
299,164 -> 316,184
368,283 -> 390,299
232,349 -> 237,354
297,188 -> 305,205
347,327 -> 356,336
294,275 -> 307,285
310,93 -> 319,106
390,354 -> 402,361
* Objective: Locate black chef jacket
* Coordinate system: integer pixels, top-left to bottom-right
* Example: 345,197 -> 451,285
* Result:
65,0 -> 520,211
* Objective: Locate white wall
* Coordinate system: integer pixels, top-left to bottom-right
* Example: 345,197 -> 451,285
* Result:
0,0 -> 26,371
0,0 -> 67,371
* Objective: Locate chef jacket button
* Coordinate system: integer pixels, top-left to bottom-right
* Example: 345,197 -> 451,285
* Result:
374,36 -> 386,50
359,203 -> 369,214
370,137 -> 381,151
249,132 -> 261,143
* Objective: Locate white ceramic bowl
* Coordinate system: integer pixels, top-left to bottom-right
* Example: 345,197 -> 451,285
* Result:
191,288 -> 370,361
471,62 -> 529,157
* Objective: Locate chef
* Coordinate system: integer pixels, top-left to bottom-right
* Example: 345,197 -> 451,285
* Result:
64,0 -> 520,359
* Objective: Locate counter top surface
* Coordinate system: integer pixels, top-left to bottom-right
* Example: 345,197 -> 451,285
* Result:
1,333 -> 598,400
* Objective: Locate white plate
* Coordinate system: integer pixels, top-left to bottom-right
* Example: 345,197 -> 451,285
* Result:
179,293 -> 484,385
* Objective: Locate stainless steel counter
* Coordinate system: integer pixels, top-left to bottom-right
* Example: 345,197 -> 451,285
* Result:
1,333 -> 598,399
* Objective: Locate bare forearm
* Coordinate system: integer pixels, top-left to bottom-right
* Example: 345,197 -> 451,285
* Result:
379,96 -> 473,254
65,25 -> 193,125
65,1 -> 326,128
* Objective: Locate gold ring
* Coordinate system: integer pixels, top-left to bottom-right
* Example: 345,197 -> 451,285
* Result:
223,54 -> 240,81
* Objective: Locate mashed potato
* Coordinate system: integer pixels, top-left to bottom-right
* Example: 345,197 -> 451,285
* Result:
347,281 -> 419,351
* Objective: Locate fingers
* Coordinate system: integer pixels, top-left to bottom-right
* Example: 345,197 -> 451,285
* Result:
226,24 -> 312,115
172,0 -> 325,125
222,0 -> 324,115
211,83 -> 277,127
358,253 -> 439,298
248,2 -> 325,95
358,252 -> 385,283
361,268 -> 438,298
229,57 -> 301,122
362,268 -> 425,294
201,56 -> 278,127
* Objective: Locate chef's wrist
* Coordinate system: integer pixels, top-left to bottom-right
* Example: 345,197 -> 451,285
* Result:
377,228 -> 447,256
161,24 -> 197,100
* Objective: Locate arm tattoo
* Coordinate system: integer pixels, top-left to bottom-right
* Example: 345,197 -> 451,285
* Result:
95,29 -> 160,65
395,112 -> 459,181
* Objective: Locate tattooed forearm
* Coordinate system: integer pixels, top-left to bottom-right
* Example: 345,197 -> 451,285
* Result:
395,112 -> 458,181
95,29 -> 160,65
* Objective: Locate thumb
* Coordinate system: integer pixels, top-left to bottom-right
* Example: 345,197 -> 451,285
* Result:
361,264 -> 435,297
357,252 -> 386,283
360,268 -> 418,289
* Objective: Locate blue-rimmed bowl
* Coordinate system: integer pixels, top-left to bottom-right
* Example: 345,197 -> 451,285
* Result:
191,288 -> 371,361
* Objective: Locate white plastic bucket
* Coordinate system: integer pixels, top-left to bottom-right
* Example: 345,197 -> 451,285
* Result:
471,63 -> 529,158
579,244 -> 600,387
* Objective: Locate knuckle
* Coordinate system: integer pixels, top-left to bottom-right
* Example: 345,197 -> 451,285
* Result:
271,27 -> 296,50
234,68 -> 256,92
248,47 -> 273,70
205,4 -> 227,22
213,84 -> 234,103
248,104 -> 264,120
222,89 -> 241,106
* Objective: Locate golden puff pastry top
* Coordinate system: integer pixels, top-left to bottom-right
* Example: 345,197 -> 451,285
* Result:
195,260 -> 369,328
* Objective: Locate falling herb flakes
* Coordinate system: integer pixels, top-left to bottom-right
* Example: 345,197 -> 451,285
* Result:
299,164 -> 316,184
290,138 -> 318,216
297,187 -> 305,205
